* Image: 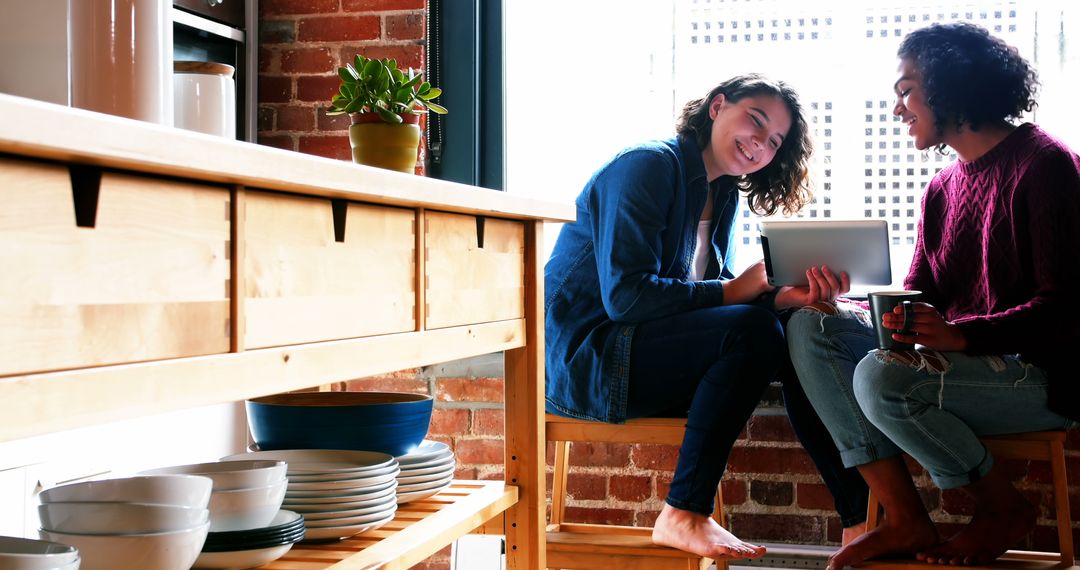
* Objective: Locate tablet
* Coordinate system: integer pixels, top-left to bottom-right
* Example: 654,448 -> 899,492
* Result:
760,219 -> 892,287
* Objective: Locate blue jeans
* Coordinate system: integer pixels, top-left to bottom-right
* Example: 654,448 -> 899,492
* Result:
787,304 -> 1077,490
628,305 -> 869,525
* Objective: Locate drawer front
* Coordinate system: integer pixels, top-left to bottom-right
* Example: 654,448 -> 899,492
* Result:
425,211 -> 524,329
242,191 -> 416,348
0,158 -> 231,376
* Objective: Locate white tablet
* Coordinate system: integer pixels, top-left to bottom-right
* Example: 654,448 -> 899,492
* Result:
760,219 -> 892,287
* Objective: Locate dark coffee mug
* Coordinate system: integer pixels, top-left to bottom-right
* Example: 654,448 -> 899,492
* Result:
867,290 -> 922,350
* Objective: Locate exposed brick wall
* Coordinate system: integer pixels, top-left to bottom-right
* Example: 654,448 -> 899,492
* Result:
257,0 -> 428,171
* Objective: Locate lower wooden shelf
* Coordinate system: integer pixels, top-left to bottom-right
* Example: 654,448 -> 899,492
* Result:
857,551 -> 1077,570
263,480 -> 517,570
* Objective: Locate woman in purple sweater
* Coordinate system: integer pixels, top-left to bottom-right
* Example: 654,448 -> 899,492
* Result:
787,22 -> 1080,569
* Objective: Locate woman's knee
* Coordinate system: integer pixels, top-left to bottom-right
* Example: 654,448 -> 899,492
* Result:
727,305 -> 785,355
853,352 -> 926,424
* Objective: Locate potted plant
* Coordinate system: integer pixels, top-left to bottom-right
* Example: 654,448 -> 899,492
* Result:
328,54 -> 447,173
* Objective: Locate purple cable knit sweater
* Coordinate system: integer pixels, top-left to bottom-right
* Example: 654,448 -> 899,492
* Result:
903,123 -> 1080,420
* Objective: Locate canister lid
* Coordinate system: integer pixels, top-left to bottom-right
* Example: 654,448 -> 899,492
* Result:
174,61 -> 236,78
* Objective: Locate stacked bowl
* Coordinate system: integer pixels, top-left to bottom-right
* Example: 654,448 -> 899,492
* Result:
193,509 -> 304,569
139,460 -> 288,532
224,450 -> 399,542
36,475 -> 212,570
0,535 -> 80,569
395,440 -> 457,504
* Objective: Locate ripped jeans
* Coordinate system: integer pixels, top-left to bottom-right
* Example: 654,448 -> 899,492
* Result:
787,302 -> 1077,490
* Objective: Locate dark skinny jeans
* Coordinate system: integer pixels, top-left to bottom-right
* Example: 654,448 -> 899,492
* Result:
627,305 -> 869,527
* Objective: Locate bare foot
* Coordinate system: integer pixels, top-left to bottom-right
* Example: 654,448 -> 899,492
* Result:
652,503 -> 766,560
842,522 -> 867,546
916,500 -> 1036,565
827,518 -> 937,570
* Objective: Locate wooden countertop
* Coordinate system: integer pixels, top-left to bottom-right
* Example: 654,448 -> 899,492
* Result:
0,94 -> 575,223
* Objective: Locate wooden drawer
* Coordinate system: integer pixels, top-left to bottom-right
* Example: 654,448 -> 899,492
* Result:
241,191 -> 416,348
0,158 -> 231,376
424,211 -> 524,329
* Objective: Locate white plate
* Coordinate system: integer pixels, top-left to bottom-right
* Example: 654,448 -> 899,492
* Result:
398,458 -> 455,477
396,466 -> 455,485
284,493 -> 396,516
192,541 -> 295,569
303,505 -> 396,528
287,463 -> 399,482
282,483 -> 397,505
396,481 -> 452,504
396,474 -> 453,493
395,441 -> 452,465
286,468 -> 399,492
299,499 -> 400,521
221,450 -> 396,473
300,512 -> 396,542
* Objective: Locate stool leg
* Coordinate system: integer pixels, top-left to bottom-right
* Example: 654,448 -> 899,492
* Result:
865,489 -> 882,531
550,440 -> 571,528
1049,439 -> 1074,566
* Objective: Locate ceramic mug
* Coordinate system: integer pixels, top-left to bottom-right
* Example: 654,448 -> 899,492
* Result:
867,290 -> 922,350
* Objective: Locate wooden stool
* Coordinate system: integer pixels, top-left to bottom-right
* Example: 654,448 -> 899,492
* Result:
545,414 -> 727,570
863,431 -> 1073,569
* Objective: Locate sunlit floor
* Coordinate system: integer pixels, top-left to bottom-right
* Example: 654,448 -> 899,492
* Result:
724,543 -> 836,570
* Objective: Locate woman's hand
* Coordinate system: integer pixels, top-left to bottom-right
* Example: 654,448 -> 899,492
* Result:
774,265 -> 850,310
883,302 -> 968,351
723,260 -> 774,305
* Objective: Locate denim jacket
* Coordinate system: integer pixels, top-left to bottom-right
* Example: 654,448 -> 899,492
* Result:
544,135 -> 743,423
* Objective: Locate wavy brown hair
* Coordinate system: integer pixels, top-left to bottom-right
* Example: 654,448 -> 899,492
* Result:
675,74 -> 813,216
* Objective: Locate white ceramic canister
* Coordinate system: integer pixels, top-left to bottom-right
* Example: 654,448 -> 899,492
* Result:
69,0 -> 173,125
173,61 -> 236,138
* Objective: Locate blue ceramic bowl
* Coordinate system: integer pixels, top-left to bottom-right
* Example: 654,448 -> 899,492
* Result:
245,392 -> 433,456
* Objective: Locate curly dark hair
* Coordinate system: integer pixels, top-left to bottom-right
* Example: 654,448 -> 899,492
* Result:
675,74 -> 813,217
898,22 -> 1039,149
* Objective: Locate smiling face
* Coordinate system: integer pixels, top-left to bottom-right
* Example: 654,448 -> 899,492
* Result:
702,93 -> 792,179
893,57 -> 943,150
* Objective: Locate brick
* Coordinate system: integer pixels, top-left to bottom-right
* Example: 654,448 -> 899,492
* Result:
298,15 -> 380,42
747,415 -> 798,442
261,0 -> 339,16
750,480 -> 793,506
386,13 -> 424,41
472,408 -> 504,435
635,510 -> 661,527
455,437 -> 504,465
257,134 -> 295,151
825,516 -> 843,544
568,441 -> 631,468
631,443 -> 678,471
610,475 -> 652,502
721,478 -> 747,506
454,466 -> 477,480
258,76 -> 293,103
796,482 -> 836,511
343,0 -> 424,10
917,485 -> 941,512
257,107 -> 276,132
340,45 -> 423,70
565,506 -> 635,526
275,105 -> 316,131
317,108 -> 352,131
259,48 -> 277,73
429,408 -> 469,436
480,468 -> 505,481
343,376 -> 428,394
282,47 -> 337,73
297,134 -> 351,160
435,377 -> 504,403
566,473 -> 606,501
729,513 -> 826,543
260,20 -> 297,44
727,446 -> 818,475
296,75 -> 342,103
657,474 -> 672,500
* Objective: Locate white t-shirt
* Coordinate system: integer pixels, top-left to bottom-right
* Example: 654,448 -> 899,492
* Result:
689,219 -> 712,281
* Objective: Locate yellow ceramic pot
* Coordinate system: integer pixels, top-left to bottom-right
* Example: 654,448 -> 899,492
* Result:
347,113 -> 421,174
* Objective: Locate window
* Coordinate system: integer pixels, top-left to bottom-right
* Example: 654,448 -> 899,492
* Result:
506,0 -> 1079,284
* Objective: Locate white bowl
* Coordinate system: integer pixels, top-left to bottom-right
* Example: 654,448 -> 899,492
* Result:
40,521 -> 209,570
0,535 -> 80,570
38,502 -> 209,535
208,479 -> 287,532
39,475 -> 212,509
139,460 -> 286,491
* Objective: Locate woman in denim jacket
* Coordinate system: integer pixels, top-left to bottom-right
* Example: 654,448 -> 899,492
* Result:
545,74 -> 868,559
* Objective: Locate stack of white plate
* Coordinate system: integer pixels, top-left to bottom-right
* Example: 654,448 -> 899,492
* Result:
395,440 -> 456,504
223,450 -> 399,542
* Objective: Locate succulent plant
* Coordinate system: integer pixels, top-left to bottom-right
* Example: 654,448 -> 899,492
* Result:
327,54 -> 447,124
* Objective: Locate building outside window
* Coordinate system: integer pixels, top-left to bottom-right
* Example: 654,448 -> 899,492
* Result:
506,0 -> 1078,283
